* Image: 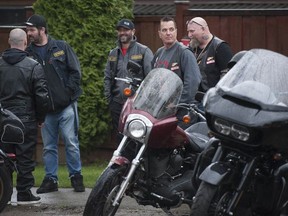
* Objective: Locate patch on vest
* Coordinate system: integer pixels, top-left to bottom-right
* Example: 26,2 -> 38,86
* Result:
53,50 -> 65,57
171,62 -> 180,71
108,56 -> 117,61
206,56 -> 215,64
131,54 -> 143,60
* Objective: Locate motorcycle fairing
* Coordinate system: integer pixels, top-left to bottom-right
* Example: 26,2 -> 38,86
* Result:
199,161 -> 232,185
119,68 -> 189,149
204,49 -> 288,151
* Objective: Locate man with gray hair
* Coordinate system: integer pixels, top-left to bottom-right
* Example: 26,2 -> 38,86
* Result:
0,28 -> 49,204
187,17 -> 233,92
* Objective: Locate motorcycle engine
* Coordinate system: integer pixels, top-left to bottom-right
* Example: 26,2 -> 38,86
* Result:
144,149 -> 194,207
148,149 -> 183,179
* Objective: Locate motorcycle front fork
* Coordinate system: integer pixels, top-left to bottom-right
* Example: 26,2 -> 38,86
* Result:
110,135 -> 147,207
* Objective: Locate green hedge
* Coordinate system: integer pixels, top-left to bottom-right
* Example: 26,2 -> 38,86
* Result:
33,0 -> 133,151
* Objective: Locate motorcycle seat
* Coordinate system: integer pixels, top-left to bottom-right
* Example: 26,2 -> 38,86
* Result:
185,122 -> 210,152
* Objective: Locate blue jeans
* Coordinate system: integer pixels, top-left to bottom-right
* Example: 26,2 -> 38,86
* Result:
41,102 -> 82,181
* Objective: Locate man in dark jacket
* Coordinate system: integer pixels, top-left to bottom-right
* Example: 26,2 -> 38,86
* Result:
25,14 -> 85,194
104,19 -> 153,142
0,28 -> 50,204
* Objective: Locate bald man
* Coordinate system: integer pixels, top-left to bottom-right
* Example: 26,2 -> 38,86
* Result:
0,28 -> 49,204
187,17 -> 233,92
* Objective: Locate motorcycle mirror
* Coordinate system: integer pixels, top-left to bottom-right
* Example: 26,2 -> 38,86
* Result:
127,60 -> 142,78
123,87 -> 132,97
182,115 -> 191,124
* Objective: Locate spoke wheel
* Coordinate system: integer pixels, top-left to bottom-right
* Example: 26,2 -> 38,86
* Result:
83,165 -> 127,216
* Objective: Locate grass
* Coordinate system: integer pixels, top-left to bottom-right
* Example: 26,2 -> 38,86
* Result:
13,160 -> 109,188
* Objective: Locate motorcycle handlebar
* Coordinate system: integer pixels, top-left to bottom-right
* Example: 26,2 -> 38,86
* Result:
177,103 -> 206,121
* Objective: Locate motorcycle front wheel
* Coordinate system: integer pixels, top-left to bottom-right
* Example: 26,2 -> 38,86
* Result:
0,165 -> 13,213
83,164 -> 127,216
190,182 -> 252,216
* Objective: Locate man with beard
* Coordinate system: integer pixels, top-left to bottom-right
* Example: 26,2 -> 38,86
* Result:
25,14 -> 85,194
104,19 -> 153,143
187,17 -> 233,92
152,16 -> 201,129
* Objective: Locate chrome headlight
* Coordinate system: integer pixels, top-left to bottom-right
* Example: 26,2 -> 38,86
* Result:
128,119 -> 146,139
214,118 -> 250,142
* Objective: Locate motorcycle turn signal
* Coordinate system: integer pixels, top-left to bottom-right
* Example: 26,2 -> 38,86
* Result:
123,87 -> 132,97
182,115 -> 191,124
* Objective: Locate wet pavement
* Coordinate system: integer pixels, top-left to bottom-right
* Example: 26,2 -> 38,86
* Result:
2,187 -> 190,216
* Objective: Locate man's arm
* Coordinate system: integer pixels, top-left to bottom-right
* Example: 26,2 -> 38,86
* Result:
142,47 -> 154,76
63,42 -> 82,94
32,63 -> 50,123
180,49 -> 202,103
104,57 -> 112,103
216,42 -> 233,71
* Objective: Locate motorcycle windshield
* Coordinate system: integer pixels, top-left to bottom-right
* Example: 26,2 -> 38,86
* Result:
133,68 -> 183,119
215,49 -> 288,111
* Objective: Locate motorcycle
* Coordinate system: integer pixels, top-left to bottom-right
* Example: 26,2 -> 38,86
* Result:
190,49 -> 288,216
0,103 -> 25,212
84,67 -> 211,216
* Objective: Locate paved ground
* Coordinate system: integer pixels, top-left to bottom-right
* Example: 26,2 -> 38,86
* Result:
2,187 -> 190,216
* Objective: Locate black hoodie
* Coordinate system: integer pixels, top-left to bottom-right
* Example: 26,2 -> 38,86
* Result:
0,48 -> 50,123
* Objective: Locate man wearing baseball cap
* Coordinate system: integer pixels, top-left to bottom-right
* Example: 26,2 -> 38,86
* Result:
25,14 -> 85,195
116,19 -> 134,30
25,14 -> 47,29
104,18 -> 153,146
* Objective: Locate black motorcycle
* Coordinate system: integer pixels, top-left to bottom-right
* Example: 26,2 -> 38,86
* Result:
0,104 -> 25,212
190,49 -> 288,216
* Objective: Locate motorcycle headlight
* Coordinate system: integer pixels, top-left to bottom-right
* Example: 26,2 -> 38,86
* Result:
128,120 -> 146,139
214,118 -> 250,142
214,119 -> 231,135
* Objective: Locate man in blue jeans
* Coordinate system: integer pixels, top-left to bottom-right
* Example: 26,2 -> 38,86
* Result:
25,14 -> 85,193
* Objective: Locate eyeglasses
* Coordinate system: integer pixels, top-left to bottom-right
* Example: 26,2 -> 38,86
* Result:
186,19 -> 206,27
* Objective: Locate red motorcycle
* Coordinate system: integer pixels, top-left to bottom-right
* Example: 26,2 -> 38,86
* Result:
84,67 -> 210,216
0,104 -> 24,212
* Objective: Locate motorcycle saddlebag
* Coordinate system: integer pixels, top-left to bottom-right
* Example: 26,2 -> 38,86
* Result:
0,107 -> 25,145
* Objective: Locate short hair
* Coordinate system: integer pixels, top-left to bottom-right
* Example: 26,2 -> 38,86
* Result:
160,16 -> 177,29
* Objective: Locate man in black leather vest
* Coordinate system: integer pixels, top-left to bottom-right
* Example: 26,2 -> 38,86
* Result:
187,17 -> 233,93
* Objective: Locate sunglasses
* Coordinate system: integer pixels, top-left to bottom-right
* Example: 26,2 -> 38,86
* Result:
186,19 -> 205,27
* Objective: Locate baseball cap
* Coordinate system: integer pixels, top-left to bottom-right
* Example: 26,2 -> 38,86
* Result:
116,19 -> 134,30
25,14 -> 47,28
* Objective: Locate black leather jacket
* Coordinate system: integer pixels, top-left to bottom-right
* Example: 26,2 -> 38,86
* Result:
0,48 -> 50,123
26,36 -> 82,112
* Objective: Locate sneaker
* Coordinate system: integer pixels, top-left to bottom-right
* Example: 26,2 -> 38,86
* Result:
36,177 -> 58,194
17,190 -> 41,205
70,173 -> 85,192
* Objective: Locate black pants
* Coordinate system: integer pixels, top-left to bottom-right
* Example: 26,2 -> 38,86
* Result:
2,121 -> 38,192
109,100 -> 124,144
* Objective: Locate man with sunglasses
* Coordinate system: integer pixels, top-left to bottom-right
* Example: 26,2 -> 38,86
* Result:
187,17 -> 233,93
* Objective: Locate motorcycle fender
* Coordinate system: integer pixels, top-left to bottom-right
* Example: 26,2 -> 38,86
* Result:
110,155 -> 130,166
199,162 -> 232,186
